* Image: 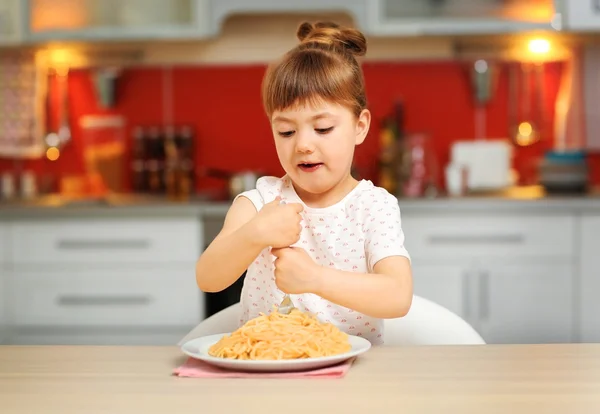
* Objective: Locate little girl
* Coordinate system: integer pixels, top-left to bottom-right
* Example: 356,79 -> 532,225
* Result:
196,21 -> 413,345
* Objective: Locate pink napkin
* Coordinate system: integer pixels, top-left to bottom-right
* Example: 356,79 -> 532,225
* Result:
173,357 -> 355,379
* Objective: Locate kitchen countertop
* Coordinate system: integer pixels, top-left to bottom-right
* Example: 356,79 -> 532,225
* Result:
0,186 -> 599,219
1,344 -> 599,413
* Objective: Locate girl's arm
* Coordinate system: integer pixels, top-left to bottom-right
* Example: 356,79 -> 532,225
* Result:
196,195 -> 304,293
195,196 -> 263,293
312,256 -> 413,319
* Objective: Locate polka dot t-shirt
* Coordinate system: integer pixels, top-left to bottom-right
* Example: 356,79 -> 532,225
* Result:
235,175 -> 411,345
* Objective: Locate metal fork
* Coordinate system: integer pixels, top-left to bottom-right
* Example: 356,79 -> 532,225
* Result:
278,294 -> 294,315
276,198 -> 296,315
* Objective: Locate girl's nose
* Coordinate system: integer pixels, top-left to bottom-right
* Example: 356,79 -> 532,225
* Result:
295,131 -> 315,154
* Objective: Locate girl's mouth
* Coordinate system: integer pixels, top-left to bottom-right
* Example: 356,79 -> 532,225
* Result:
298,163 -> 323,172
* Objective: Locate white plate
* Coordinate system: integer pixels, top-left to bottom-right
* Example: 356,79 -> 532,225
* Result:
180,333 -> 372,372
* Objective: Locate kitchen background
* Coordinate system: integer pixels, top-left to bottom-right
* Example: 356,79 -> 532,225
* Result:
1,0 -> 600,347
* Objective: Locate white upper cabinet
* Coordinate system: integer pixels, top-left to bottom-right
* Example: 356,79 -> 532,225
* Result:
366,0 -> 560,36
15,0 -> 572,44
26,0 -> 212,41
559,0 -> 600,31
0,0 -> 26,45
209,0 -> 368,32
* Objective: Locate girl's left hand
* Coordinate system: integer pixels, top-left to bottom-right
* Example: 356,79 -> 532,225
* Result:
271,247 -> 320,294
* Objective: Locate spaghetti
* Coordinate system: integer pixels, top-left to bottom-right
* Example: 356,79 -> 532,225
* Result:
208,309 -> 352,360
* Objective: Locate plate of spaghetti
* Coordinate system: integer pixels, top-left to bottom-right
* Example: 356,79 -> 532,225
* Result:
180,308 -> 372,372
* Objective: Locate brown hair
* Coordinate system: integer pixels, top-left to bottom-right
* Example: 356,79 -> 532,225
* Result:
261,21 -> 368,118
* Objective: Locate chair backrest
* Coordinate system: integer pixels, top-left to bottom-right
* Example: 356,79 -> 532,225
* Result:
178,295 -> 485,346
383,295 -> 486,345
177,302 -> 242,346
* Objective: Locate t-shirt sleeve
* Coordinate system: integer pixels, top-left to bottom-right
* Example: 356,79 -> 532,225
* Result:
232,176 -> 283,212
363,192 -> 411,272
233,189 -> 264,212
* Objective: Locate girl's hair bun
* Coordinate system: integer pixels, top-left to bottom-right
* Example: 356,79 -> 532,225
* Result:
296,21 -> 367,57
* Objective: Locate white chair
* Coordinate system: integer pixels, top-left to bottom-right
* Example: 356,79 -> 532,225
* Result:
383,295 -> 485,345
178,302 -> 242,346
178,295 -> 485,346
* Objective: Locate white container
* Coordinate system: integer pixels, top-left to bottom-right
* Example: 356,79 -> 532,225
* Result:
445,163 -> 468,196
450,140 -> 512,191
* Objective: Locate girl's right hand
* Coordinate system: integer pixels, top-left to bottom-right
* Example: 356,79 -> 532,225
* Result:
252,197 -> 304,248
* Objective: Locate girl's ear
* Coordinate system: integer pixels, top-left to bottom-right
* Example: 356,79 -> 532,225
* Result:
355,109 -> 371,145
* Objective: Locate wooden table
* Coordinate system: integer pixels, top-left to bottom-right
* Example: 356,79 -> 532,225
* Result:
1,344 -> 600,413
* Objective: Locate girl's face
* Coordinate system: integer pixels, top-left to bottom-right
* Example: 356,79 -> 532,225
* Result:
271,99 -> 370,204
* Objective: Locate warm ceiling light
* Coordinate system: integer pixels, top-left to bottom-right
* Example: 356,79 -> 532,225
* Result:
528,38 -> 551,55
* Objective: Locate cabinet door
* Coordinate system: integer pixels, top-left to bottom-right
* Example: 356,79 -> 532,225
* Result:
0,0 -> 25,44
562,0 -> 600,31
0,268 -> 5,344
209,0 -> 368,32
580,215 -> 600,342
0,223 -> 8,263
367,0 -> 556,35
0,224 -> 7,343
28,0 -> 210,41
478,263 -> 574,344
411,263 -> 474,324
11,267 -> 203,327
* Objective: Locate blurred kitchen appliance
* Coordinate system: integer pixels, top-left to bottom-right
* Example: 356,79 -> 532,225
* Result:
449,140 -> 513,192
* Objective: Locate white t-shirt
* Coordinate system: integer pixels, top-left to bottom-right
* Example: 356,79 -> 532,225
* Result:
235,175 -> 410,345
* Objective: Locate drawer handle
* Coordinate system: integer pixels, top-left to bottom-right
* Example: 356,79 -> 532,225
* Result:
462,271 -> 470,318
56,239 -> 151,250
57,295 -> 152,306
479,271 -> 490,321
428,234 -> 524,245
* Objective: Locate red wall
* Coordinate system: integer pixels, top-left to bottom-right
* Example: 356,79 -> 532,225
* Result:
2,60 -> 599,195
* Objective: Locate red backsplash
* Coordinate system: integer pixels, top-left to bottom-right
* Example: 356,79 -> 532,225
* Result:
2,59 -> 598,194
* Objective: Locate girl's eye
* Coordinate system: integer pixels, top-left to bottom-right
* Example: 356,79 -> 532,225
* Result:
277,130 -> 294,137
315,127 -> 334,134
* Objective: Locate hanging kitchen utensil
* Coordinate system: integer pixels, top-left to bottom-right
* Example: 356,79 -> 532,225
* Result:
514,62 -> 539,147
57,68 -> 71,147
469,59 -> 498,140
508,61 -> 518,144
534,62 -> 546,141
93,67 -> 120,109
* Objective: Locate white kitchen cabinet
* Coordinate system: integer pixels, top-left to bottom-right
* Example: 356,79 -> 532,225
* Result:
411,263 -> 474,323
402,214 -> 575,262
413,261 -> 574,344
0,222 -> 8,264
10,328 -> 194,346
580,215 -> 600,343
404,212 -> 576,344
11,267 -> 201,328
26,0 -> 212,42
366,0 -> 559,36
559,0 -> 600,31
0,270 -> 5,345
0,223 -> 8,344
4,214 -> 205,346
209,0 -> 368,32
477,263 -> 574,344
11,217 -> 201,265
0,0 -> 26,45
